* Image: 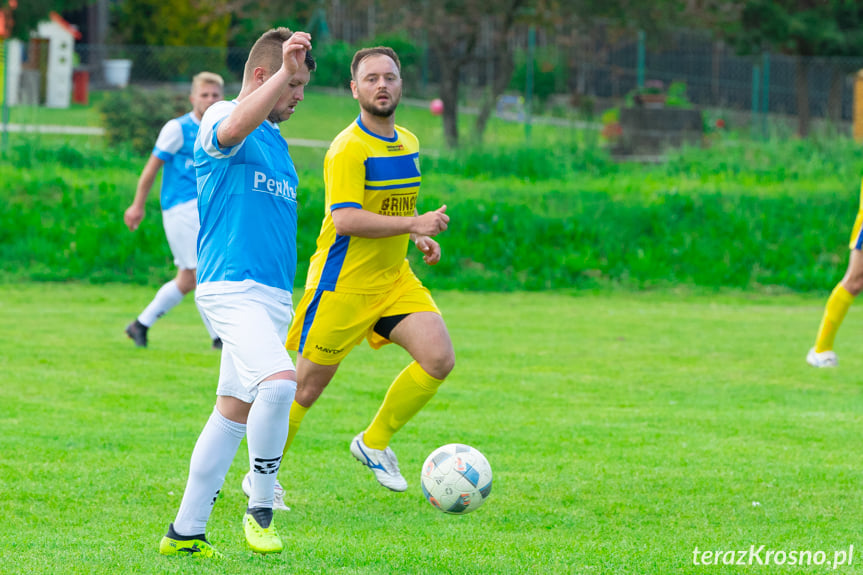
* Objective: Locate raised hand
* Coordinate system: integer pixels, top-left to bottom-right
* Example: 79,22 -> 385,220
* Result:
283,32 -> 312,76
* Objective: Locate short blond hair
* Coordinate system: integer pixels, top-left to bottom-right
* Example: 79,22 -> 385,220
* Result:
191,71 -> 224,93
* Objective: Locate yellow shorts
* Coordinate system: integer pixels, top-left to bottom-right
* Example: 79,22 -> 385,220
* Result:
851,181 -> 863,250
286,264 -> 440,365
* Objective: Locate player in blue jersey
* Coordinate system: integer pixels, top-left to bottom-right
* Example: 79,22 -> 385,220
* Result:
158,28 -> 314,558
124,72 -> 224,350
279,47 -> 454,493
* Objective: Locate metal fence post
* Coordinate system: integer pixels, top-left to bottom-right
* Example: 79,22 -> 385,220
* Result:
637,29 -> 645,89
752,64 -> 760,136
525,24 -> 535,143
761,51 -> 770,139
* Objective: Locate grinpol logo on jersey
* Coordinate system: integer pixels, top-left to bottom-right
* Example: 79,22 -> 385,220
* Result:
253,171 -> 297,201
387,143 -> 405,152
380,192 -> 417,216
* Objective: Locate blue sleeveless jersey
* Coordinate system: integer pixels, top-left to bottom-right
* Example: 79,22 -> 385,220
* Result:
195,101 -> 299,292
152,112 -> 199,211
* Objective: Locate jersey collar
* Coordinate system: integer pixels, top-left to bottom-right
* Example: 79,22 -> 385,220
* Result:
356,115 -> 398,143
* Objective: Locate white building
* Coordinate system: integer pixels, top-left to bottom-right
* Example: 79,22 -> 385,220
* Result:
6,12 -> 81,108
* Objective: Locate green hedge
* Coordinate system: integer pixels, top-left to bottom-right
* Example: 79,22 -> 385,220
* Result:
0,138 -> 855,293
100,88 -> 189,156
410,186 -> 850,292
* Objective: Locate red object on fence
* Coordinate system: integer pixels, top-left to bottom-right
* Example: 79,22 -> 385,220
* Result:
72,70 -> 89,105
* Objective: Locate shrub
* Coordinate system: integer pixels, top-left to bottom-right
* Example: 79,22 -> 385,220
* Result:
365,32 -> 423,92
311,40 -> 356,89
665,81 -> 692,109
100,88 -> 188,156
510,46 -> 566,107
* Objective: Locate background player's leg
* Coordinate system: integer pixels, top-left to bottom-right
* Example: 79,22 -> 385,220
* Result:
810,249 -> 863,366
363,312 -> 453,449
286,357 -> 340,452
140,280 -> 185,326
126,279 -> 185,347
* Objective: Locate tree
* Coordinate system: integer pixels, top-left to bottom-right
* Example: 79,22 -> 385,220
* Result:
377,0 -> 531,148
6,0 -> 95,40
704,0 -> 863,136
472,3 -> 529,144
557,0 -> 693,36
820,2 -> 863,124
386,0 -> 692,148
226,0 -> 318,48
111,0 -> 234,48
552,0 -> 700,112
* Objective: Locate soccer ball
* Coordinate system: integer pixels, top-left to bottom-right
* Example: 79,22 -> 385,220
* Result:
420,443 -> 492,514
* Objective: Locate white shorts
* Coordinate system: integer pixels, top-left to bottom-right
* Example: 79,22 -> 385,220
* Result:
162,198 -> 199,270
196,285 -> 295,403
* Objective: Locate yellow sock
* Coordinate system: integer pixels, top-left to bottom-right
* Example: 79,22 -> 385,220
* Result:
363,361 -> 444,450
283,401 -> 309,455
814,284 -> 855,352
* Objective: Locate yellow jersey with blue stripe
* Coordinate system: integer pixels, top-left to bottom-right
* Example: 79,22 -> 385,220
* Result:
305,117 -> 421,294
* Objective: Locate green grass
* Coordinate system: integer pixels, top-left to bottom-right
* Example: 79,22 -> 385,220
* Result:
2,284 -> 863,573
6,91 -> 107,126
3,88 -> 587,152
2,131 -> 861,292
6,91 -> 863,293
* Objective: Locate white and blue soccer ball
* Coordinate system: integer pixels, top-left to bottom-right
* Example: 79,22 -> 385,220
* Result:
421,443 -> 492,514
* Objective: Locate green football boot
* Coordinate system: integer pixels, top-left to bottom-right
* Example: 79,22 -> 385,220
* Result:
159,523 -> 220,558
243,507 -> 283,554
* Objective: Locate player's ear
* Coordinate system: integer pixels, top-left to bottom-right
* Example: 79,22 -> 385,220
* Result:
254,66 -> 267,86
350,80 -> 358,100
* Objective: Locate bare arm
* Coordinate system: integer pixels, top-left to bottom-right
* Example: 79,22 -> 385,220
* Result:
124,155 -> 165,231
217,32 -> 312,147
331,204 -> 449,239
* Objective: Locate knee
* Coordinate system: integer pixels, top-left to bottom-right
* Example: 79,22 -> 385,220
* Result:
258,378 -> 297,405
842,275 -> 863,296
295,379 -> 329,407
422,349 -> 455,381
176,270 -> 197,294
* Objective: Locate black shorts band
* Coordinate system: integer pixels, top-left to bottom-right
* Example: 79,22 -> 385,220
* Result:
373,313 -> 410,340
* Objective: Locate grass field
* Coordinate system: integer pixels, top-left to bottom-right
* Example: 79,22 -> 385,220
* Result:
2,284 -> 863,574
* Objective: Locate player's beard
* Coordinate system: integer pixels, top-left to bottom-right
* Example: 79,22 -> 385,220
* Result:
361,92 -> 401,118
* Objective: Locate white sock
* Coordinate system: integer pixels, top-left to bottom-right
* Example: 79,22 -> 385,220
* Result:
196,299 -> 219,340
246,379 -> 296,509
138,280 -> 184,327
173,407 -> 246,536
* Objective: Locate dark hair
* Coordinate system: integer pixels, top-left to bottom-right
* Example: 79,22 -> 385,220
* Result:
351,46 -> 400,80
244,27 -> 316,82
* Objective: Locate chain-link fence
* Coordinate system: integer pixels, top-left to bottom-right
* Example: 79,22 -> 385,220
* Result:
9,6 -> 863,136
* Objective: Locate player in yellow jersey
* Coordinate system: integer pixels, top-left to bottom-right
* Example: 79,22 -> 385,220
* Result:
287,46 -> 453,491
807,180 -> 863,367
